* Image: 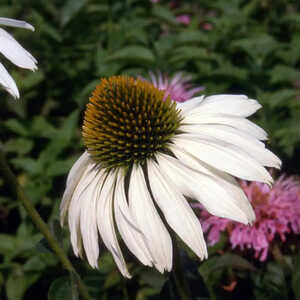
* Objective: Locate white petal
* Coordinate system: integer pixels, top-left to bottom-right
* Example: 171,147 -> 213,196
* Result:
173,135 -> 273,184
96,171 -> 131,278
176,96 -> 204,113
0,17 -> 35,31
128,165 -> 172,273
0,62 -> 19,98
170,145 -> 256,223
114,173 -> 153,266
185,94 -> 262,117
68,162 -> 97,258
157,152 -> 255,224
79,168 -> 101,268
148,159 -> 207,260
0,28 -> 37,70
180,124 -> 281,168
182,113 -> 268,140
60,151 -> 91,225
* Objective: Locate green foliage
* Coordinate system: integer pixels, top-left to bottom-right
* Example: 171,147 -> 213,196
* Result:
1,0 -> 300,299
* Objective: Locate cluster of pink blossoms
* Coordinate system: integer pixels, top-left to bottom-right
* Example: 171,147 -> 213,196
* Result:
148,72 -> 204,102
196,176 -> 300,261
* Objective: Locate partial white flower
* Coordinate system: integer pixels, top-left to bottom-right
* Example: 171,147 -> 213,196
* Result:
0,17 -> 37,98
60,76 -> 281,278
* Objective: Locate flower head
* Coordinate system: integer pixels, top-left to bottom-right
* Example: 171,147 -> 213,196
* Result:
176,15 -> 191,25
148,72 -> 204,103
198,176 -> 300,261
0,17 -> 37,98
61,75 -> 281,277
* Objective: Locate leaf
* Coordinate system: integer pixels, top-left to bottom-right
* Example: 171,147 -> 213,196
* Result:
60,0 -> 86,27
232,34 -> 278,60
292,253 -> 300,300
3,119 -> 29,136
152,5 -> 178,25
105,46 -> 155,65
31,116 -> 57,138
175,31 -> 208,45
6,269 -> 40,300
46,157 -> 78,177
261,262 -> 288,299
259,89 -> 297,108
168,46 -> 213,64
4,138 -> 33,155
269,65 -> 300,84
11,157 -> 43,175
6,272 -> 26,300
211,253 -> 257,271
17,70 -> 45,90
48,276 -> 77,300
0,234 -> 16,255
39,110 -> 80,163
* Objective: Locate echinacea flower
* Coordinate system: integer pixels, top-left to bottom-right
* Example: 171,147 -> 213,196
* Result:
60,75 -> 281,277
148,72 -> 204,102
198,175 -> 300,261
0,17 -> 37,98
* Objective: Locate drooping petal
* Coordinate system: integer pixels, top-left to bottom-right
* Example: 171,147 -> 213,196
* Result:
128,165 -> 173,273
60,151 -> 91,225
148,159 -> 207,259
180,124 -> 281,168
0,28 -> 37,70
182,113 -> 268,140
114,172 -> 153,267
173,135 -> 273,184
0,17 -> 35,31
79,168 -> 101,268
0,62 -> 19,98
157,152 -> 255,224
184,95 -> 262,117
68,162 -> 97,258
170,145 -> 256,223
96,171 -> 131,278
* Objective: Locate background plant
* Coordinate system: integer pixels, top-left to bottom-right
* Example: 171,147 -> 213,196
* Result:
0,0 -> 300,299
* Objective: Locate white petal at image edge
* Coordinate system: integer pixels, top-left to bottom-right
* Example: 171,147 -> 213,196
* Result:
0,28 -> 37,70
0,62 -> 19,98
0,17 -> 35,31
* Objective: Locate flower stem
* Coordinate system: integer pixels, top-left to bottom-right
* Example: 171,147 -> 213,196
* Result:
0,146 -> 91,300
172,242 -> 191,300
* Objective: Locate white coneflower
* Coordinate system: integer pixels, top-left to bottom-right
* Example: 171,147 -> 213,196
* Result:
0,17 -> 37,98
60,76 -> 281,278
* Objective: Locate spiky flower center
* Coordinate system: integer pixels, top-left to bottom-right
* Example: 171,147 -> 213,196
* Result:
82,76 -> 182,169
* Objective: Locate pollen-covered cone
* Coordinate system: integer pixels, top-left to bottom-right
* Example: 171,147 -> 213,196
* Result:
0,17 -> 37,98
60,76 -> 281,278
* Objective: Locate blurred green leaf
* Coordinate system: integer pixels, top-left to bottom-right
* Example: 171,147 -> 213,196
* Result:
292,253 -> 300,300
269,65 -> 300,84
4,138 -> 33,155
61,0 -> 87,27
152,5 -> 178,25
3,119 -> 29,136
48,276 -> 77,300
105,46 -> 155,65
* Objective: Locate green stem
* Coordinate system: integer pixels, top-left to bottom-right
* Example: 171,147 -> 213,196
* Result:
0,146 -> 91,300
172,242 -> 191,300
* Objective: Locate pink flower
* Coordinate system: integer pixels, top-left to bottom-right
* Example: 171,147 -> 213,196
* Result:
148,72 -> 204,102
176,15 -> 191,25
196,175 -> 300,261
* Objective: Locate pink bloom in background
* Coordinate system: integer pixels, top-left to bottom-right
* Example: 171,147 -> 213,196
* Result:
148,72 -> 204,102
176,15 -> 191,25
196,175 -> 300,261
